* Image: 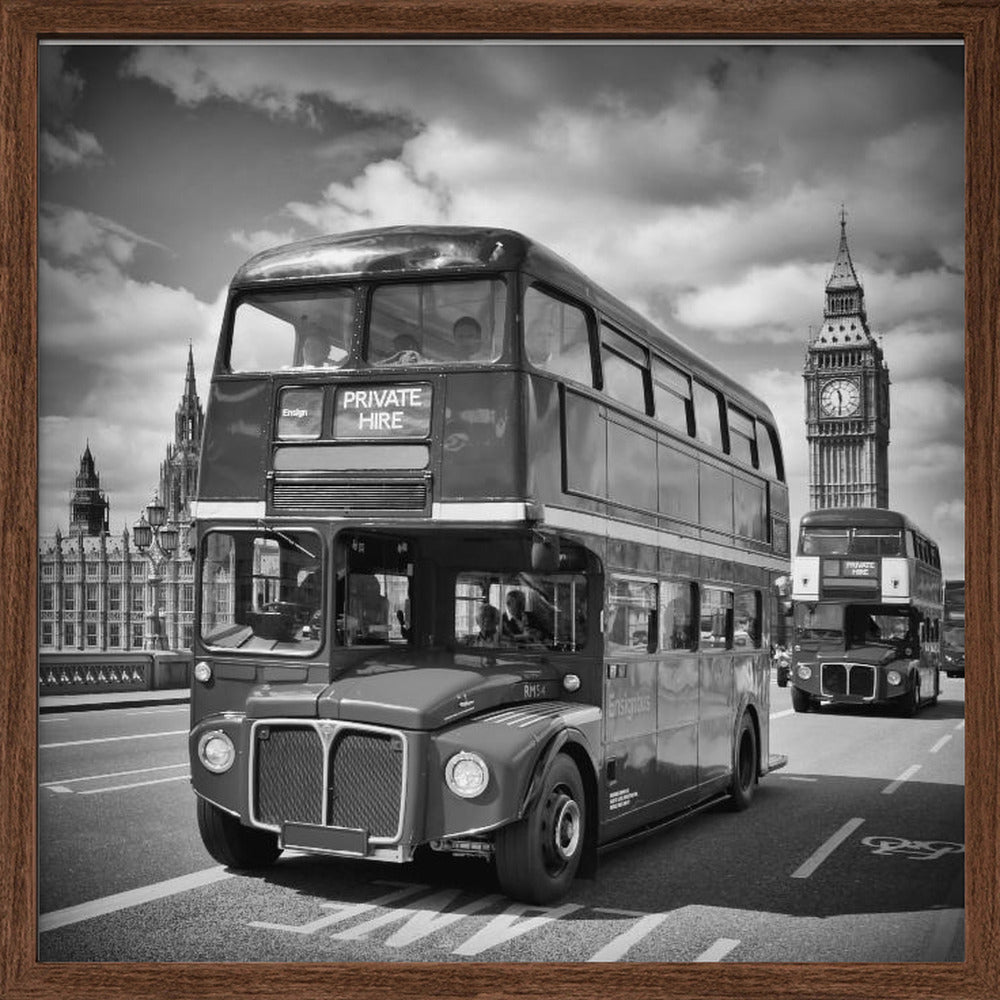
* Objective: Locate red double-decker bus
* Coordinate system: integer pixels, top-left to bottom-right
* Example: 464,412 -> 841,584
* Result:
788,507 -> 943,714
189,226 -> 789,903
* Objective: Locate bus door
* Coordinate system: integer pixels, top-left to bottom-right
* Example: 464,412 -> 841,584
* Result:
656,580 -> 700,809
698,587 -> 735,790
602,577 -> 659,823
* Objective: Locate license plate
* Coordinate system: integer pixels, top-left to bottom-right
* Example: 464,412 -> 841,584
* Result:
282,822 -> 368,856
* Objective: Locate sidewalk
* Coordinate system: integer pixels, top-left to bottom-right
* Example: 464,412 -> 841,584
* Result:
39,688 -> 190,714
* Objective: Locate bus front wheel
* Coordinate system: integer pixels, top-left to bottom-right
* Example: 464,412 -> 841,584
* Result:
901,676 -> 921,718
728,713 -> 758,811
495,754 -> 585,905
791,686 -> 814,713
196,797 -> 282,869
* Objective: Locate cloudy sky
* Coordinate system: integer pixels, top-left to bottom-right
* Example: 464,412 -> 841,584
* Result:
38,41 -> 965,577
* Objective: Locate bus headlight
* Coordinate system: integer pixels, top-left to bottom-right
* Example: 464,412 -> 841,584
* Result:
887,670 -> 903,687
796,665 -> 813,681
194,661 -> 213,683
445,751 -> 489,799
198,730 -> 236,773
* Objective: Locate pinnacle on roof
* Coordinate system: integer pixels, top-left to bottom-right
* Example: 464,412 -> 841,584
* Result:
826,206 -> 863,292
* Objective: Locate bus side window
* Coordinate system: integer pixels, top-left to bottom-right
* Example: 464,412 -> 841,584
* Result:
660,580 -> 697,650
700,587 -> 734,649
523,285 -> 594,386
606,577 -> 657,654
735,590 -> 762,648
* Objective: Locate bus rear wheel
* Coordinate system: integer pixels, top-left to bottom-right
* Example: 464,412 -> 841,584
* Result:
197,797 -> 282,869
728,713 -> 757,811
791,686 -> 814,713
495,754 -> 585,905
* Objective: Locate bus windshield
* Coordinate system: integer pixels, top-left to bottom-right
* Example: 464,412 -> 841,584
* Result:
800,526 -> 903,556
229,288 -> 355,373
200,528 -> 324,654
366,278 -> 506,366
454,571 -> 588,652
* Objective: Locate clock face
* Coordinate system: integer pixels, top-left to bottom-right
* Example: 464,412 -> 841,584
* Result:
820,378 -> 860,417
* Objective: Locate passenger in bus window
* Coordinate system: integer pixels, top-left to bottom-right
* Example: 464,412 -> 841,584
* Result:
474,604 -> 500,645
503,589 -> 546,641
453,316 -> 484,360
300,335 -> 332,367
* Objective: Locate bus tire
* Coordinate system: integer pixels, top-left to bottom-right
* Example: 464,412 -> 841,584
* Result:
791,686 -> 813,713
196,797 -> 282,869
901,676 -> 921,718
495,754 -> 585,905
728,713 -> 757,812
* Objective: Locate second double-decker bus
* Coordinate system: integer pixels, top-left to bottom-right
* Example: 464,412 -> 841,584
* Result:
788,507 -> 943,714
942,579 -> 965,678
189,226 -> 790,904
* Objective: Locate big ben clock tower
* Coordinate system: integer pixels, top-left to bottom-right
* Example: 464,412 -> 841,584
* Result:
804,210 -> 890,509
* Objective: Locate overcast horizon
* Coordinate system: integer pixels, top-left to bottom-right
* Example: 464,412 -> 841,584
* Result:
38,41 -> 965,577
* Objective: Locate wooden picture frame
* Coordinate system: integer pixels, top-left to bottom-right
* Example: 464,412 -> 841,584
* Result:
2,3 -> 995,998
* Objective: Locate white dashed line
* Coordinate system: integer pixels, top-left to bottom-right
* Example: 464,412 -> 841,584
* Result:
695,937 -> 740,962
588,912 -> 670,961
929,735 -> 952,754
882,764 -> 921,795
40,866 -> 233,932
40,729 -> 187,750
791,817 -> 865,879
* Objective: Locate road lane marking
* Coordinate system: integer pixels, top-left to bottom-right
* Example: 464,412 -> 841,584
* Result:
791,817 -> 865,879
929,735 -> 952,754
695,937 -> 740,962
39,716 -> 72,723
250,884 -> 429,935
40,729 -> 187,750
776,775 -> 818,782
79,774 -> 190,795
40,866 -> 233,932
124,706 -> 190,716
955,720 -> 965,731
451,902 -> 582,956
332,890 -> 503,946
587,912 -> 669,961
770,709 -> 795,720
41,762 -> 189,789
882,765 -> 921,795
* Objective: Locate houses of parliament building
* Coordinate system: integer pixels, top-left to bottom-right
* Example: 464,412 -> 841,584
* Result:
38,348 -> 204,653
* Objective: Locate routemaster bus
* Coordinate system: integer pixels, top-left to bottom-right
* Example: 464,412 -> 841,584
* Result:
189,226 -> 790,904
942,579 -> 965,678
788,507 -> 943,715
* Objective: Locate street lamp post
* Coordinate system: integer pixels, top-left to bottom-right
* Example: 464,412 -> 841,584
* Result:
133,492 -> 178,651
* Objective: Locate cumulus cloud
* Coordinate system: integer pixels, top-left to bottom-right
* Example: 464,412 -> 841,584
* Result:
40,125 -> 105,171
38,203 -> 225,532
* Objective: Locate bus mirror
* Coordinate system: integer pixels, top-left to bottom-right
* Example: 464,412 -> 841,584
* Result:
531,535 -> 560,573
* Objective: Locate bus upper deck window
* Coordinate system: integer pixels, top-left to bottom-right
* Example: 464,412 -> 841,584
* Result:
367,279 -> 506,366
523,286 -> 593,386
228,288 -> 354,373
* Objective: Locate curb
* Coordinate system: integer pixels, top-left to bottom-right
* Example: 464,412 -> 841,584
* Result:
39,690 -> 190,714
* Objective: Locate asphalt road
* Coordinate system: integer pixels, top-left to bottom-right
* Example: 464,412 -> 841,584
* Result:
37,677 -> 965,963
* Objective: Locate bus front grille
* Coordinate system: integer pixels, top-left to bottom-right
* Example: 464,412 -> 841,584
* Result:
821,662 -> 875,699
271,478 -> 428,512
255,726 -> 324,827
328,732 -> 404,838
252,722 -> 405,841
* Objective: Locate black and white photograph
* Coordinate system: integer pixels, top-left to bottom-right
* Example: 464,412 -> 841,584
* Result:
35,40 -> 965,966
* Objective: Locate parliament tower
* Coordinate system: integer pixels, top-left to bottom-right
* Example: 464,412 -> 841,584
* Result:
804,211 -> 890,509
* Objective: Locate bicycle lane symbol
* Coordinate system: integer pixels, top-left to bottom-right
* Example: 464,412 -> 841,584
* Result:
861,836 -> 965,861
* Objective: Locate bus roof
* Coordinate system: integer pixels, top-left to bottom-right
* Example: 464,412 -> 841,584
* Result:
800,507 -> 931,537
232,225 -> 776,425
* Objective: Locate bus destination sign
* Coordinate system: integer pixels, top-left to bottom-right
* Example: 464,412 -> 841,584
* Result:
842,560 -> 877,577
333,383 -> 432,439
